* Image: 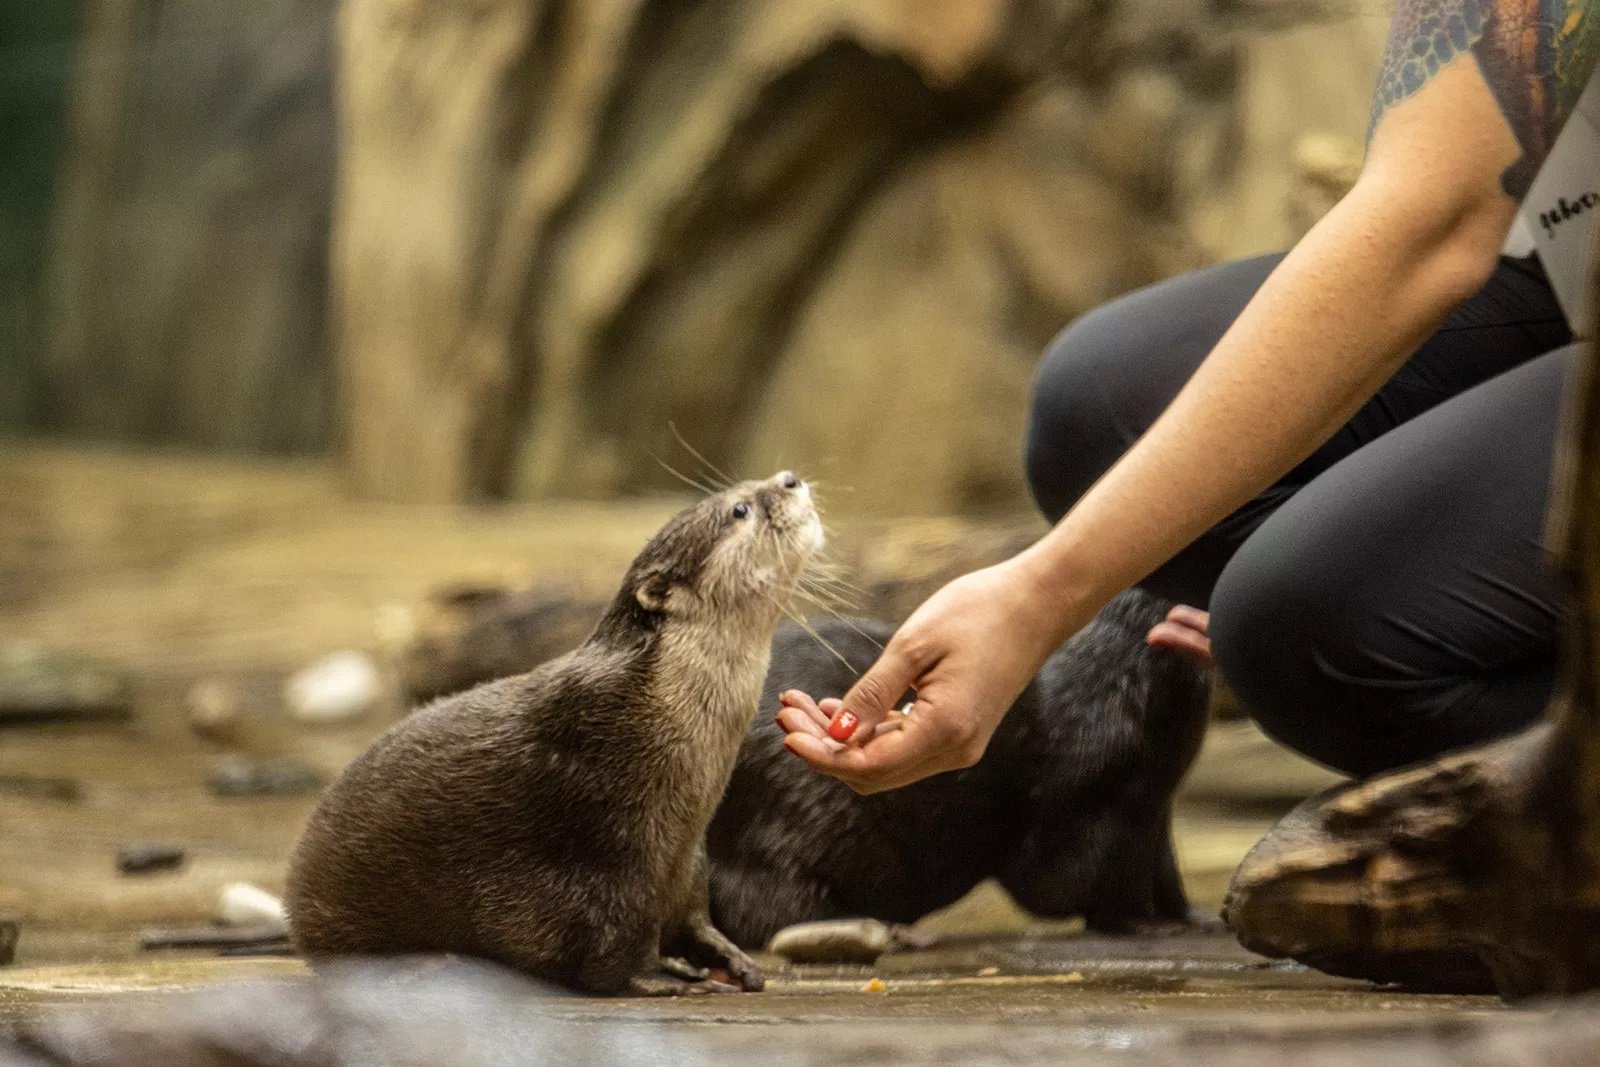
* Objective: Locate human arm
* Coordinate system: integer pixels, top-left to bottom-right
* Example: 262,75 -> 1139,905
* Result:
781,0 -> 1600,793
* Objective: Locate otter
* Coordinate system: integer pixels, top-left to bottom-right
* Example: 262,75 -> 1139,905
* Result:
286,472 -> 822,995
706,589 -> 1211,948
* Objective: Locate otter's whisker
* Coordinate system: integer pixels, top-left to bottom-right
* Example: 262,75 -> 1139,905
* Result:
769,596 -> 863,676
667,421 -> 737,489
795,578 -> 859,615
792,590 -> 886,655
800,563 -> 866,597
652,454 -> 721,497
801,560 -> 858,585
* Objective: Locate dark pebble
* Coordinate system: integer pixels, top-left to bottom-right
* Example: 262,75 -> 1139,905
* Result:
0,774 -> 82,802
208,756 -> 325,797
117,843 -> 186,875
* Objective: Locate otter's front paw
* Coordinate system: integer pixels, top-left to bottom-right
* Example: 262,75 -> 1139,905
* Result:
714,946 -> 765,993
682,920 -> 764,991
659,955 -> 710,982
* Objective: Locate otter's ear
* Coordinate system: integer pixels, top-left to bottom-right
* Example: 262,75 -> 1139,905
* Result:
635,569 -> 674,614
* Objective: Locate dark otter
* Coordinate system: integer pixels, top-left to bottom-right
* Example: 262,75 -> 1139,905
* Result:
706,588 -> 1211,947
286,472 -> 822,995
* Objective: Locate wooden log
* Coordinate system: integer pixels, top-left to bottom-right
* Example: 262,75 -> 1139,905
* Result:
1223,275 -> 1600,999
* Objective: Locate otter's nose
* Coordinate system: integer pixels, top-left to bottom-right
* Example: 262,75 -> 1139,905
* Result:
775,471 -> 802,491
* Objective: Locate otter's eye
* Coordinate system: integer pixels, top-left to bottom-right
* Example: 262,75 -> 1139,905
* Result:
731,501 -> 752,520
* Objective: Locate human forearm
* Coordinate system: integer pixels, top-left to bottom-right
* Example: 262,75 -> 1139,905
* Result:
1015,173 -> 1515,638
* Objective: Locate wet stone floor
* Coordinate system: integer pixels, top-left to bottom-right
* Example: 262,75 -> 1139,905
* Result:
0,688 -> 1530,1065
0,932 -> 1518,1066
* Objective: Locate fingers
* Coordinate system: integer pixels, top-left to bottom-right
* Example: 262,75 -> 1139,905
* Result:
870,717 -> 905,738
778,691 -> 905,745
1146,604 -> 1214,667
783,732 -> 847,761
781,719 -> 947,794
776,690 -> 831,737
833,639 -> 931,745
776,704 -> 828,739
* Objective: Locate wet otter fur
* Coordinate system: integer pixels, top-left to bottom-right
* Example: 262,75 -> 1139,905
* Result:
706,588 -> 1211,947
286,472 -> 822,995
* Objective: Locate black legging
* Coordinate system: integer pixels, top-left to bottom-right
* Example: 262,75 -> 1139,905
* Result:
1026,252 -> 1581,776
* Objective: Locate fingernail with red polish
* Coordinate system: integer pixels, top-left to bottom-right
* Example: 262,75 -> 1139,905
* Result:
827,711 -> 858,741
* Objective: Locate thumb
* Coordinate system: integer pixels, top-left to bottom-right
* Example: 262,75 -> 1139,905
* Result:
832,637 -> 929,744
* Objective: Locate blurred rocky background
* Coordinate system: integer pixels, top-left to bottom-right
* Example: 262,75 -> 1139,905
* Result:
7,0 -> 1387,514
0,0 -> 1404,1043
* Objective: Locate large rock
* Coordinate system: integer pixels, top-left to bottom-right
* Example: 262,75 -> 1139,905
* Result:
335,0 -> 1359,510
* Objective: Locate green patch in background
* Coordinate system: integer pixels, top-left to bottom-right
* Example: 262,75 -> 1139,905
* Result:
0,2 -> 80,437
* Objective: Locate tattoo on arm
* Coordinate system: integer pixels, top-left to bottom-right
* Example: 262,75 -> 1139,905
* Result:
1369,0 -> 1600,198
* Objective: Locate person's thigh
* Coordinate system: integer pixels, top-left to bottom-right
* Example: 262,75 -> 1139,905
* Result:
1208,345 -> 1582,777
1025,254 -> 1571,606
1025,253 -> 1284,529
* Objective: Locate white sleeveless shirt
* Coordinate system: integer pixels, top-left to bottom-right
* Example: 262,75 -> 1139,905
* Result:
1502,70 -> 1600,336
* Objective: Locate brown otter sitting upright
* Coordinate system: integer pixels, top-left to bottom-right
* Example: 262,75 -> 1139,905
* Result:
286,472 -> 822,996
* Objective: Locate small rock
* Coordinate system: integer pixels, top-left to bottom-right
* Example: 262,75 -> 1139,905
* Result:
768,918 -> 893,964
117,843 -> 186,875
208,756 -> 325,797
140,924 -> 288,952
185,679 -> 242,742
0,919 -> 17,965
861,977 -> 886,994
0,643 -> 133,723
285,651 -> 383,724
219,883 -> 287,934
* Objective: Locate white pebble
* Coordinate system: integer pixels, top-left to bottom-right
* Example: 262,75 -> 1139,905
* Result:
219,882 -> 288,933
285,651 -> 382,724
768,918 -> 893,964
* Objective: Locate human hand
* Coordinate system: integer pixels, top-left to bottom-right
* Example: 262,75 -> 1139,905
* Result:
777,558 -> 1079,793
1146,604 -> 1212,666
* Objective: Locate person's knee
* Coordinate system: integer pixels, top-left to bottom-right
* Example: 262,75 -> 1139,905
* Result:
1208,546 -> 1371,774
1024,306 -> 1139,522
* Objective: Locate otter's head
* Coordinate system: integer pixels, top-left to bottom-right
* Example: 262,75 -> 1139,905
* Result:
600,471 -> 823,643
